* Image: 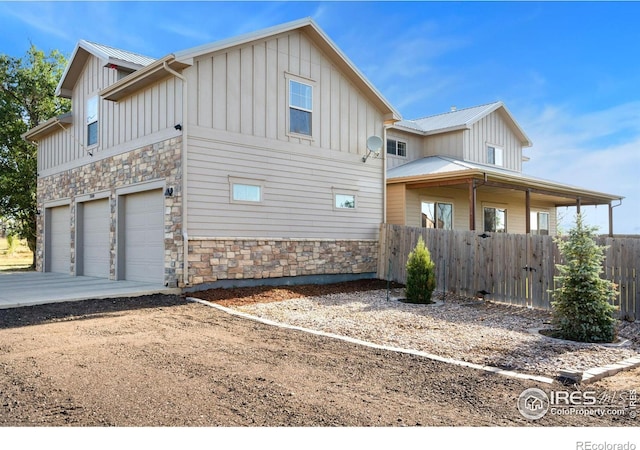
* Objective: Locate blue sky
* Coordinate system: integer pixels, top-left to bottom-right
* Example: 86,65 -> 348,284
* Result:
2,1 -> 639,234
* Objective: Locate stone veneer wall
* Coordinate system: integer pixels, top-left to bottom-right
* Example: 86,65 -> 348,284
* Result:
36,137 -> 183,285
187,238 -> 378,285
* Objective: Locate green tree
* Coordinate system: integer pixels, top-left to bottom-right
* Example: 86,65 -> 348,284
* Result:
0,45 -> 69,267
405,236 -> 436,304
550,214 -> 618,343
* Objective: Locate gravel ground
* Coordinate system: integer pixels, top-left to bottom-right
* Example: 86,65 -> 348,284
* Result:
221,288 -> 640,379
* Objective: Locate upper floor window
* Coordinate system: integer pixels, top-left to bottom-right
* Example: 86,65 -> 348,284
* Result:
289,79 -> 312,136
387,139 -> 407,157
422,201 -> 453,229
87,96 -> 98,146
487,145 -> 503,166
530,211 -> 550,235
484,207 -> 507,233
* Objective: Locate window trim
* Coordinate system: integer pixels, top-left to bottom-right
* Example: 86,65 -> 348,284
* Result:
286,74 -> 315,139
487,144 -> 504,166
530,210 -> 550,235
387,138 -> 407,157
86,95 -> 99,147
483,205 -> 508,233
332,188 -> 358,211
421,199 -> 454,230
228,177 -> 265,205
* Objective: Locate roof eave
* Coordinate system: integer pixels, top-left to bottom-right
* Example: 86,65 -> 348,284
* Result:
100,55 -> 190,102
22,112 -> 72,142
388,168 -> 622,204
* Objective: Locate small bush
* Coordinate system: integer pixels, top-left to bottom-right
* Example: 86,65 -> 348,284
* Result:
551,214 -> 618,343
405,236 -> 436,304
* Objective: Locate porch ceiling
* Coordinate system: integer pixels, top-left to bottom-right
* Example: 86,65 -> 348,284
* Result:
400,175 -> 618,207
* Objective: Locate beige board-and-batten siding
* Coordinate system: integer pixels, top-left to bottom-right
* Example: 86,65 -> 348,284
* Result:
378,224 -> 640,320
186,29 -> 383,154
38,54 -> 182,175
184,27 -> 386,241
187,238 -> 378,285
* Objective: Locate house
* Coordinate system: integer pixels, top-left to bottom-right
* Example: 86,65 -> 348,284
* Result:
385,102 -> 622,235
24,18 -> 622,290
23,18 -> 401,288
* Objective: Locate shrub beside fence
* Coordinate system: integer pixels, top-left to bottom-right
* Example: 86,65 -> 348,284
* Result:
378,223 -> 639,320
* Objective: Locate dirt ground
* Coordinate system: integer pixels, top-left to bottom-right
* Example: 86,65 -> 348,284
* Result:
0,280 -> 638,427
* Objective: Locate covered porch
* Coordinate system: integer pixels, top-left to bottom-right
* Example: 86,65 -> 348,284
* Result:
387,156 -> 623,236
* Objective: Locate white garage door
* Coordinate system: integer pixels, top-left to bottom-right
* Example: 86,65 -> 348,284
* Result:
123,189 -> 164,283
48,206 -> 70,273
81,198 -> 110,278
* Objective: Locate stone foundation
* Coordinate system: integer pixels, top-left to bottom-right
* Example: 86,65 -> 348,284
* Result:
36,137 -> 183,285
187,238 -> 378,285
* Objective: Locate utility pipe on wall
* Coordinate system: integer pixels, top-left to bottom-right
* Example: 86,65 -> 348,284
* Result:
163,61 -> 190,286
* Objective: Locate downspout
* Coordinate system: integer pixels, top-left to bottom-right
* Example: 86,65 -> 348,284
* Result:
609,198 -> 623,237
382,125 -> 389,223
163,61 -> 190,286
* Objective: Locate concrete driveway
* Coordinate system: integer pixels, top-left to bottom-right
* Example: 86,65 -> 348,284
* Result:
0,272 -> 179,309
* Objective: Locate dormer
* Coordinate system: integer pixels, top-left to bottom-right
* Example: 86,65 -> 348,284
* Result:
391,102 -> 532,172
56,40 -> 156,98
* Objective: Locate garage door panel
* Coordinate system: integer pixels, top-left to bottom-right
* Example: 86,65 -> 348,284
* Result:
123,190 -> 164,284
81,199 -> 110,278
48,206 -> 70,273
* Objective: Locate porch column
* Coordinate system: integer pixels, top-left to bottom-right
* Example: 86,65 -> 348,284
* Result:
525,189 -> 531,234
576,197 -> 581,215
468,179 -> 476,231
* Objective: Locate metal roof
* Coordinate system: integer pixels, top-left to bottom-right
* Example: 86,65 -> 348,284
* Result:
56,40 -> 156,98
394,101 -> 532,147
81,41 -> 156,67
387,156 -> 622,204
387,155 -> 520,179
410,102 -> 503,132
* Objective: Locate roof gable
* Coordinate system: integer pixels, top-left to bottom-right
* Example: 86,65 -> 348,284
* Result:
100,18 -> 400,121
56,40 -> 156,98
395,101 -> 532,147
172,18 -> 400,122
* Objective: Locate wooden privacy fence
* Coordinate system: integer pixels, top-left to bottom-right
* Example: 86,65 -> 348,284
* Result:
378,224 -> 639,320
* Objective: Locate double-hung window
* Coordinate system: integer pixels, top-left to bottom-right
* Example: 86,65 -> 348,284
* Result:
484,207 -> 507,233
87,96 -> 98,146
487,145 -> 503,166
289,79 -> 312,136
421,201 -> 453,229
387,139 -> 407,157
